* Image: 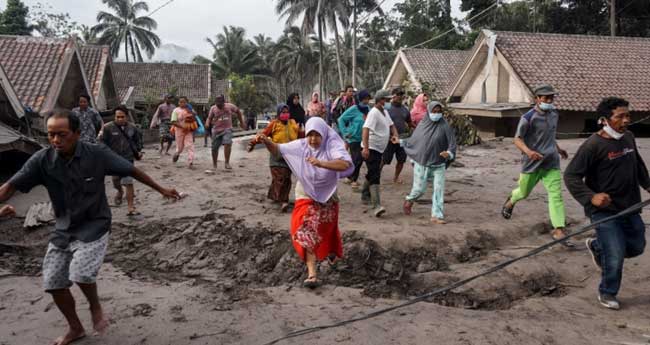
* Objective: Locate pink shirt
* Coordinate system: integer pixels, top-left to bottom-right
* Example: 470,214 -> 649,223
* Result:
207,103 -> 239,134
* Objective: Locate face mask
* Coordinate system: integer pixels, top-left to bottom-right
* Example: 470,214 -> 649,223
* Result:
279,113 -> 290,121
603,122 -> 624,140
429,113 -> 443,122
539,102 -> 555,111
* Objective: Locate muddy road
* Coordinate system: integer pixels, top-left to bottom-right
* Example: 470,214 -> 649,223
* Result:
2,138 -> 650,345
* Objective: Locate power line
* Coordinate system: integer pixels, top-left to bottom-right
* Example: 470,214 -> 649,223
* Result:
355,0 -> 389,28
148,0 -> 176,16
361,0 -> 500,53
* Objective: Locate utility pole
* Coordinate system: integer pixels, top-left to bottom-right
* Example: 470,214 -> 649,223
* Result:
610,0 -> 616,36
352,0 -> 357,88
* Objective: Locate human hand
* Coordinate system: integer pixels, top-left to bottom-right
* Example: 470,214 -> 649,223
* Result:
160,188 -> 181,200
0,205 -> 16,218
526,150 -> 544,161
362,148 -> 370,160
558,148 -> 569,160
390,136 -> 399,144
306,157 -> 321,167
440,151 -> 450,159
591,193 -> 612,208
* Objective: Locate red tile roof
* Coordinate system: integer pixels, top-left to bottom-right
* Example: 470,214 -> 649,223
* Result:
0,35 -> 76,112
401,49 -> 470,99
113,62 -> 215,105
494,31 -> 650,112
80,45 -> 112,101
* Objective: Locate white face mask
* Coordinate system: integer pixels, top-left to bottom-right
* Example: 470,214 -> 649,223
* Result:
429,113 -> 443,122
603,122 -> 624,140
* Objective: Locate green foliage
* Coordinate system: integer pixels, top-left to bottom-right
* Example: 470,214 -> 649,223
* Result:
93,0 -> 161,62
0,0 -> 32,35
228,74 -> 273,118
205,26 -> 265,79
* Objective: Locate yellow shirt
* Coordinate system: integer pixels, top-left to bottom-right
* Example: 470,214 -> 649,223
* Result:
264,119 -> 299,144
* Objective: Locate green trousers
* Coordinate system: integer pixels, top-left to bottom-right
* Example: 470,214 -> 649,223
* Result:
510,168 -> 566,228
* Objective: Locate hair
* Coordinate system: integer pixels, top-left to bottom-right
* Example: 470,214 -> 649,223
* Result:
114,105 -> 129,116
78,94 -> 91,102
345,85 -> 354,91
179,96 -> 189,102
46,109 -> 80,132
597,97 -> 629,118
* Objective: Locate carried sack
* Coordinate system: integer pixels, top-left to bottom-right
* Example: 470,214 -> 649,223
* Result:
116,124 -> 142,161
183,115 -> 198,132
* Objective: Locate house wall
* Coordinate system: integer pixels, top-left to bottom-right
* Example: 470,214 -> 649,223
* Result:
56,57 -> 91,112
385,60 -> 408,90
461,52 -> 531,104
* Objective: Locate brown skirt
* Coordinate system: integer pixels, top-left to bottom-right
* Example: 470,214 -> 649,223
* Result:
268,167 -> 292,203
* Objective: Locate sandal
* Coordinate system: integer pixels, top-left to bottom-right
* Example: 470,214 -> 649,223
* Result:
303,276 -> 320,289
551,228 -> 576,248
501,197 -> 514,219
127,209 -> 141,216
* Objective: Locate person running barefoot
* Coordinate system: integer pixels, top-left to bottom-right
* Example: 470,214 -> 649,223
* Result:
171,97 -> 198,169
256,117 -> 353,288
0,110 -> 180,345
206,95 -> 245,170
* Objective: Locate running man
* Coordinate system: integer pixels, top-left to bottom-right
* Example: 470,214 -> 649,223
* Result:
565,97 -> 650,310
206,95 -> 245,170
149,94 -> 176,155
0,110 -> 180,345
501,84 -> 571,245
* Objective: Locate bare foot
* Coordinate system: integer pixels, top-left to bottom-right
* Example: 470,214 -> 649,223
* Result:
393,179 -> 404,185
224,163 -> 232,170
431,217 -> 447,224
53,328 -> 86,345
280,203 -> 289,213
91,309 -> 109,336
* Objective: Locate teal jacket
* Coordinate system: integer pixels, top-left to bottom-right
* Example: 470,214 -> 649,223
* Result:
337,105 -> 365,143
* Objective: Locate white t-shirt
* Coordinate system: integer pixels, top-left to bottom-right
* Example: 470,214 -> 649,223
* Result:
362,107 -> 394,153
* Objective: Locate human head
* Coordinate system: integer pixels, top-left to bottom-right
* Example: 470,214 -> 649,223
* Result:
114,105 -> 129,126
216,95 -> 225,109
292,94 -> 300,105
358,89 -> 371,105
345,85 -> 354,98
276,103 -> 290,122
423,93 -> 430,103
391,87 -> 405,105
78,94 -> 91,110
597,97 -> 630,133
374,90 -> 392,108
428,101 -> 443,114
179,96 -> 188,108
165,94 -> 173,104
305,117 -> 329,150
533,84 -> 556,105
46,110 -> 80,155
312,92 -> 319,102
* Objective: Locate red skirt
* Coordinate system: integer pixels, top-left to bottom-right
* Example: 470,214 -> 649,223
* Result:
290,198 -> 343,262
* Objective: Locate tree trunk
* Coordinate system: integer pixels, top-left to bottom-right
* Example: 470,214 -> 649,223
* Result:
352,0 -> 357,88
332,16 -> 344,90
317,15 -> 325,102
124,34 -> 129,63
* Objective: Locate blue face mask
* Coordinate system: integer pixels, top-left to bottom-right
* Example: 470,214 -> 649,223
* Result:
429,113 -> 443,122
539,102 -> 554,111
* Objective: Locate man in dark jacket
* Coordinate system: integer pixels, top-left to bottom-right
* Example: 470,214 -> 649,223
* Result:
565,97 -> 650,310
100,105 -> 143,215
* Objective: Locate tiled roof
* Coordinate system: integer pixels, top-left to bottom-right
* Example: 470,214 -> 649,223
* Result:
0,122 -> 42,154
0,35 -> 75,112
494,31 -> 650,112
113,62 -> 213,104
80,45 -> 111,101
401,49 -> 470,99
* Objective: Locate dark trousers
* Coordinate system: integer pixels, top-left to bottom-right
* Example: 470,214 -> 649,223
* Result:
247,118 -> 256,131
591,212 -> 646,296
365,149 -> 383,186
349,142 -> 363,182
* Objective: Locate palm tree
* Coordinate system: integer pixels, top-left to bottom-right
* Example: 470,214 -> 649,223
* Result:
273,26 -> 319,101
79,25 -> 99,44
205,26 -> 265,78
93,0 -> 161,62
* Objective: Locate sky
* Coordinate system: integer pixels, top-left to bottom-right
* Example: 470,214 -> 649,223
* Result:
0,0 -> 466,60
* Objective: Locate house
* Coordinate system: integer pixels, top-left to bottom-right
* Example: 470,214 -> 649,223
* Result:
80,45 -> 120,112
383,48 -> 470,100
448,30 -> 650,138
113,62 -> 228,115
0,36 -> 95,135
0,63 -> 42,161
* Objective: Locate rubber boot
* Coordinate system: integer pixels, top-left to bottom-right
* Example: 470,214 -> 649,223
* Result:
361,181 -> 371,205
369,184 -> 386,217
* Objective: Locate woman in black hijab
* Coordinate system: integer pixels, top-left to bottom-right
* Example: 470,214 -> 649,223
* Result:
287,93 -> 306,126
